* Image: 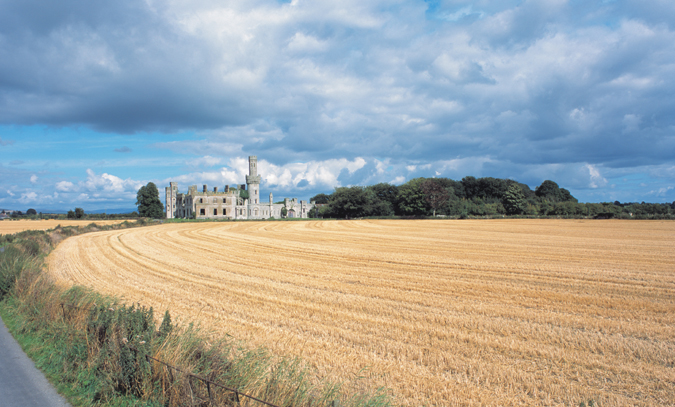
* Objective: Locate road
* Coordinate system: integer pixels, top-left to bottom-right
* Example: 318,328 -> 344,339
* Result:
0,316 -> 71,407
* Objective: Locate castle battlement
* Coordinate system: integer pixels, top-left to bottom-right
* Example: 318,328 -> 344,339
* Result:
165,156 -> 314,220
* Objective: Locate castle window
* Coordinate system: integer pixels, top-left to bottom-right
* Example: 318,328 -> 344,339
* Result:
223,198 -> 226,203
200,208 -> 205,216
200,198 -> 203,203
213,209 -> 217,215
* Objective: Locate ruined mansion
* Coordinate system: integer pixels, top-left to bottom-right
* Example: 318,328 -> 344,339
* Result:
165,156 -> 315,220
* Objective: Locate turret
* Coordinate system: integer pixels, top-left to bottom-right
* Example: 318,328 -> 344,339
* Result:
245,156 -> 262,204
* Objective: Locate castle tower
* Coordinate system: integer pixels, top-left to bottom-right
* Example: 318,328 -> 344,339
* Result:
165,182 -> 177,218
246,156 -> 262,204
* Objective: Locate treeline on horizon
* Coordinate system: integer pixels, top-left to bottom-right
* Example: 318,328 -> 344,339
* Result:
3,208 -> 141,220
310,177 -> 675,219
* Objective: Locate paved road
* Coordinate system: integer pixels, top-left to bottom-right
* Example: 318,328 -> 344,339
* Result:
0,316 -> 71,407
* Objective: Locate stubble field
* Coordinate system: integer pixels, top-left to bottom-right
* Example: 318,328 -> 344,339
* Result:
0,219 -> 127,234
46,219 -> 675,406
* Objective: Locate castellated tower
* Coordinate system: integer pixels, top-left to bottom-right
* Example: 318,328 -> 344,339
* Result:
165,182 -> 177,218
246,156 -> 262,204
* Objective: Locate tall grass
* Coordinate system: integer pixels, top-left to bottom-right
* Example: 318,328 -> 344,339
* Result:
0,222 -> 392,407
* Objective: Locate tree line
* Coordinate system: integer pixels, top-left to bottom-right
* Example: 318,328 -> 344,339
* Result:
310,177 -> 675,219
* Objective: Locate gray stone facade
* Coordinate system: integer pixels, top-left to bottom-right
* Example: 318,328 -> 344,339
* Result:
165,156 -> 314,220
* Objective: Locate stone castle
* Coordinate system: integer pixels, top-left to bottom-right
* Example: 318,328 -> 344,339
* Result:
165,156 -> 314,220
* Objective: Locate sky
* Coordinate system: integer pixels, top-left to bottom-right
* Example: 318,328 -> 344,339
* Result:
1,0 -> 674,212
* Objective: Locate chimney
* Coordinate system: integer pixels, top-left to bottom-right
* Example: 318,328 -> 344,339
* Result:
203,185 -> 207,193
225,185 -> 230,192
214,187 -> 218,193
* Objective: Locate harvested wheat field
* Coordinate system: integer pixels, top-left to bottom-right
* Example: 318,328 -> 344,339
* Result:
47,219 -> 675,406
0,219 -> 127,234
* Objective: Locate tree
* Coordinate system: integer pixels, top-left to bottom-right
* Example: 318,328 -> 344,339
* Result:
281,207 -> 287,218
502,184 -> 527,215
325,186 -> 372,219
397,178 -> 428,216
421,179 -> 450,216
367,183 -> 399,208
67,210 -> 75,219
75,207 -> 85,219
26,208 -> 37,215
136,182 -> 164,218
310,193 -> 330,204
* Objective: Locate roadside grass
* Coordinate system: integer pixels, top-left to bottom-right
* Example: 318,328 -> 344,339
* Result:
0,221 -> 393,407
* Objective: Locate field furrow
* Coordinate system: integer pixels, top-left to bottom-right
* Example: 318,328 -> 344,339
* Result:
46,219 -> 675,406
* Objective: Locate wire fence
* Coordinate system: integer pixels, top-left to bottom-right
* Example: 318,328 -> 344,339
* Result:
60,303 -> 284,407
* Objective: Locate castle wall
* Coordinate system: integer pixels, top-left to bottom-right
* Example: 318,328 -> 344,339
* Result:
165,156 -> 315,220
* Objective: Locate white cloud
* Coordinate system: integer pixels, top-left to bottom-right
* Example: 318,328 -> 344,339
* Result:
56,181 -> 75,192
287,32 -> 328,53
200,156 -> 223,167
19,191 -> 38,204
30,175 -> 38,183
586,164 -> 608,189
648,186 -> 674,197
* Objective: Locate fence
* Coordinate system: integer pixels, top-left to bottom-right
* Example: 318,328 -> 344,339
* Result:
60,303 -> 285,407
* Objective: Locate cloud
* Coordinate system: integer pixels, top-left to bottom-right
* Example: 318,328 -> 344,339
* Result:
0,137 -> 14,146
0,1 -> 673,205
199,156 -> 223,168
648,186 -> 674,197
55,181 -> 75,192
19,191 -> 38,204
30,175 -> 38,183
586,164 -> 608,189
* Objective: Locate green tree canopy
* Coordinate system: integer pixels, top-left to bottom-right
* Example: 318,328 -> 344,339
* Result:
325,186 -> 373,219
67,210 -> 75,219
310,193 -> 330,204
535,180 -> 577,203
75,207 -> 85,219
397,178 -> 428,216
26,208 -> 37,215
367,183 -> 399,208
136,182 -> 164,218
503,184 -> 527,215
